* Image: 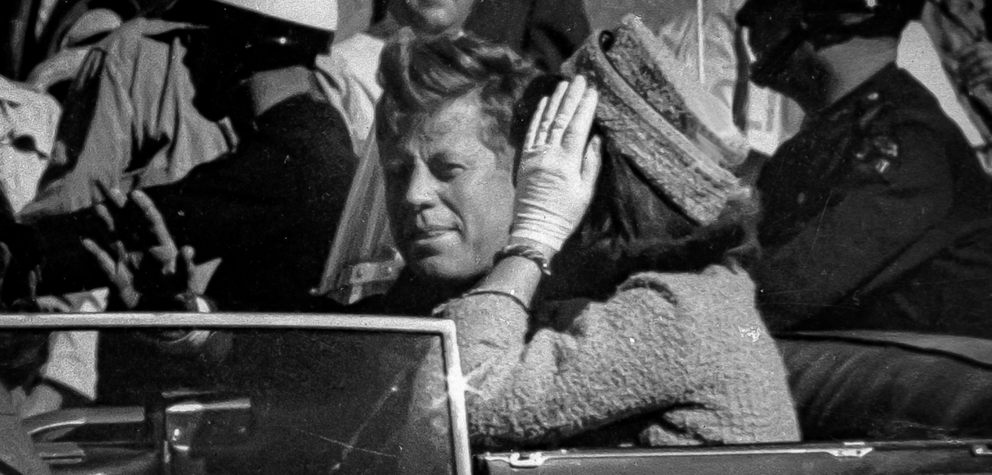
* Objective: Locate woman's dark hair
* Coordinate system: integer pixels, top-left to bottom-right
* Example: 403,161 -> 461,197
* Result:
547,143 -> 761,300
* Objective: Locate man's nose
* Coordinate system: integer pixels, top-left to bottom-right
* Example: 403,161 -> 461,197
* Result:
404,163 -> 438,209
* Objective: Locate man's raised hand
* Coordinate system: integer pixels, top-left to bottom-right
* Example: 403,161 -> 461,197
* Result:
82,188 -> 197,310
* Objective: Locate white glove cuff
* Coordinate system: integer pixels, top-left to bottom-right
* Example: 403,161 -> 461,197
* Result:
510,207 -> 573,252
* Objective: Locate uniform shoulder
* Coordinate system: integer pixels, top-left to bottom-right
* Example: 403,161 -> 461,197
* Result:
828,67 -> 968,173
863,67 -> 961,135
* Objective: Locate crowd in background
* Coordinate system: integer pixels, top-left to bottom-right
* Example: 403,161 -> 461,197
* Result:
2,0 -> 992,473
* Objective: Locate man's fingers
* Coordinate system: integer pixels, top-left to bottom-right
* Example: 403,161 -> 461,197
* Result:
94,204 -> 115,233
95,180 -> 127,209
968,70 -> 992,89
547,76 -> 588,144
959,55 -> 984,73
535,81 -> 568,145
85,238 -> 140,309
562,87 -> 599,159
150,245 -> 178,275
524,96 -> 549,150
180,246 -> 196,272
960,53 -> 992,77
111,241 -> 134,269
82,238 -> 118,278
180,246 -> 196,288
0,243 -> 11,290
131,190 -> 173,246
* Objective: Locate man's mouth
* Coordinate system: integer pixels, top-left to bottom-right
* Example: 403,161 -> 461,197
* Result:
407,225 -> 458,242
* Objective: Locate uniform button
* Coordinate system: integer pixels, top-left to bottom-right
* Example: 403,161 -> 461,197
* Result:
875,159 -> 891,174
797,192 -> 806,204
867,92 -> 880,101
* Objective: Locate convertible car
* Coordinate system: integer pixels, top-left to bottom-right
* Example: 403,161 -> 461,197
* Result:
3,313 -> 992,475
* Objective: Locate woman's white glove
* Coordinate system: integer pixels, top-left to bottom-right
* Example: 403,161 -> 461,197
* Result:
511,75 -> 601,253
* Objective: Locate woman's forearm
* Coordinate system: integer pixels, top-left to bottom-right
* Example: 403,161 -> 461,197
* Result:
469,237 -> 556,309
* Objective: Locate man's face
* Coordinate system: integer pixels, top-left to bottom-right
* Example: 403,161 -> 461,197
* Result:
183,29 -> 245,121
741,1 -> 827,100
381,94 -> 516,284
389,0 -> 476,34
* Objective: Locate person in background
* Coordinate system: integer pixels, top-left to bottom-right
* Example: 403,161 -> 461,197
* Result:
739,0 -> 992,335
20,0 -> 233,219
584,0 -> 803,159
908,0 -> 992,175
463,0 -> 590,72
369,0 -> 589,73
22,0 -> 356,312
0,0 -> 137,83
0,77 -> 61,215
3,0 -> 356,439
738,0 -> 992,442
0,5 -> 131,419
0,190 -> 51,475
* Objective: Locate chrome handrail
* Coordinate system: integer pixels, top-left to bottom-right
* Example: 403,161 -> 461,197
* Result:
23,406 -> 146,437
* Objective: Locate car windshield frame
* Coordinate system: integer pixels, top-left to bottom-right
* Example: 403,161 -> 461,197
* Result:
0,312 -> 473,475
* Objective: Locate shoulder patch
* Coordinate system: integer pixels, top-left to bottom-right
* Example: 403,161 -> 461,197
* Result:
846,99 -> 903,181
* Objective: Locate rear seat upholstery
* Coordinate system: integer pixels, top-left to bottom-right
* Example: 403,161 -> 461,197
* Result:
779,332 -> 992,441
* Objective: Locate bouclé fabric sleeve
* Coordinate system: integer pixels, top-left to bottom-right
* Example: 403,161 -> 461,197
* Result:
435,265 -> 800,448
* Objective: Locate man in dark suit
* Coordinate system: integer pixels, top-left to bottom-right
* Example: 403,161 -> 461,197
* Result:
739,0 -> 992,337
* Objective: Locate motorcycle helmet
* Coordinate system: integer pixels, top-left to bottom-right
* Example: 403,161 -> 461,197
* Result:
737,0 -> 924,86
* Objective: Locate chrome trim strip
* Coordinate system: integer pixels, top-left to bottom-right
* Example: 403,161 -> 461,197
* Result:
0,313 -> 454,332
439,318 -> 472,475
24,407 -> 146,437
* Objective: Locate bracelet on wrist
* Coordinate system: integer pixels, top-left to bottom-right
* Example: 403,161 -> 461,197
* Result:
461,288 -> 530,313
494,243 -> 552,276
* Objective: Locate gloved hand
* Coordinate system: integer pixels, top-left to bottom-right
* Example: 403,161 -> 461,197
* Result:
511,75 -> 601,253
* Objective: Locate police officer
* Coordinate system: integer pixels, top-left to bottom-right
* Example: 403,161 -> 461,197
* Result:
738,0 -> 992,337
22,0 -> 358,313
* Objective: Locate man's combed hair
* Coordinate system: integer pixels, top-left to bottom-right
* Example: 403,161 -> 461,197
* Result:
376,29 -> 543,161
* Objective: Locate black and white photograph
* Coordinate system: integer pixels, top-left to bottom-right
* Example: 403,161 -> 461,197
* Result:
1,0 -> 992,473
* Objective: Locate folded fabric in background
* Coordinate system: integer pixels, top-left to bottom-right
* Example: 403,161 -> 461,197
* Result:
0,76 -> 60,213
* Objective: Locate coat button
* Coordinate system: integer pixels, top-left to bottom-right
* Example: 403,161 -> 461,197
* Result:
797,192 -> 806,204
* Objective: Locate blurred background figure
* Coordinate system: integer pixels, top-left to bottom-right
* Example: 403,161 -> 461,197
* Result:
584,0 -> 802,157
886,0 -> 992,177
8,0 -> 353,418
0,2 -> 137,421
0,0 -> 134,85
910,0 -> 992,174
0,77 -> 60,215
1,1 -> 133,217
